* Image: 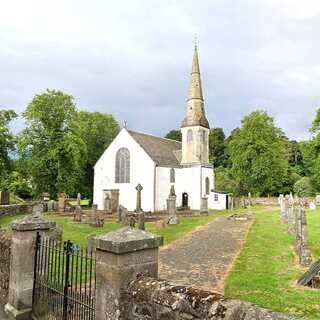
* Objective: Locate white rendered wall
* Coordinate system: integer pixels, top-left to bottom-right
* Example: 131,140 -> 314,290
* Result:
209,192 -> 227,210
93,129 -> 155,212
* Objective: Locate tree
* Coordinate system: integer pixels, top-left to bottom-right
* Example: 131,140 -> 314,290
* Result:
229,111 -> 289,195
209,128 -> 227,167
0,109 -> 17,190
293,177 -> 314,197
165,129 -> 182,142
77,111 -> 119,197
18,90 -> 86,198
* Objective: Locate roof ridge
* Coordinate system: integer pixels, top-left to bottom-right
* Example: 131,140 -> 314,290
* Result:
128,130 -> 182,145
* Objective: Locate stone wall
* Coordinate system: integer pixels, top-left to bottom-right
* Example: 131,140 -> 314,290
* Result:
0,204 -> 34,218
127,277 -> 297,320
0,229 -> 11,305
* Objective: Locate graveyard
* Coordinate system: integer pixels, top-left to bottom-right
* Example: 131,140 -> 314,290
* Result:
1,201 -> 320,319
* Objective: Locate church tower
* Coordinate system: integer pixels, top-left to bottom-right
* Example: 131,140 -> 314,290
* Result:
181,45 -> 210,164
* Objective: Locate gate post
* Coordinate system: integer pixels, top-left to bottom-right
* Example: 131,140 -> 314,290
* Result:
4,215 -> 56,320
94,227 -> 163,320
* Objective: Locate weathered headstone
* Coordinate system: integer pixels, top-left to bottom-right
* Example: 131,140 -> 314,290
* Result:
135,184 -> 143,212
58,192 -> 66,212
137,211 -> 145,230
32,203 -> 44,216
47,224 -> 63,242
73,205 -> 82,222
155,218 -> 167,229
47,200 -> 55,212
76,193 -> 81,206
295,206 -> 312,266
89,213 -> 105,228
104,193 -> 111,214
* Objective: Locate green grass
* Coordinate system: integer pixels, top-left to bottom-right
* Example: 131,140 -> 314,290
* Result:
0,211 -> 226,248
67,199 -> 90,206
225,206 -> 320,320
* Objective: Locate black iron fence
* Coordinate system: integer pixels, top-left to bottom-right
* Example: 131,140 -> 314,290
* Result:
32,233 -> 96,320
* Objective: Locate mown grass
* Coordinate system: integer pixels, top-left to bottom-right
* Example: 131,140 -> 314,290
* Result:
225,206 -> 320,320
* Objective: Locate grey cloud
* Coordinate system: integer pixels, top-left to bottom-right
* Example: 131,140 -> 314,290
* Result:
1,0 -> 320,139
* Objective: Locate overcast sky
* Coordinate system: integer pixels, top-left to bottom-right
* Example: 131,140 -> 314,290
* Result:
1,0 -> 320,140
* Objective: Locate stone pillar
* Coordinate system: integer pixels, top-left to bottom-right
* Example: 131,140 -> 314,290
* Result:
94,227 -> 163,320
5,215 -> 56,320
135,184 -> 143,212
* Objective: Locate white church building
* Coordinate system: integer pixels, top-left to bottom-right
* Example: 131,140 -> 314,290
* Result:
93,46 -> 229,212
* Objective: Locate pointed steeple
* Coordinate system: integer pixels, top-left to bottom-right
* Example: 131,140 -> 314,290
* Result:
188,45 -> 203,101
182,44 -> 209,129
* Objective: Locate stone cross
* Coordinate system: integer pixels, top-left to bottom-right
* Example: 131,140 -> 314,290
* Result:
135,184 -> 143,212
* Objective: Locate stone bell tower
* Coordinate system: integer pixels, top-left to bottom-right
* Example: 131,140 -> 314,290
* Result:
181,45 -> 210,164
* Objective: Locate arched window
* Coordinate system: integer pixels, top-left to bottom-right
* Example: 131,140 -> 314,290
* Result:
115,148 -> 130,183
170,168 -> 175,183
187,129 -> 193,142
205,177 -> 210,195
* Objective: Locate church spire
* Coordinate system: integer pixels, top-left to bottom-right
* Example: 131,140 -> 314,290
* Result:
182,44 -> 209,129
188,44 -> 203,101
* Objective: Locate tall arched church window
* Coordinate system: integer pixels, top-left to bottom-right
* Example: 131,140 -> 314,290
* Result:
187,129 -> 193,142
205,177 -> 210,195
170,168 -> 175,183
115,148 -> 130,183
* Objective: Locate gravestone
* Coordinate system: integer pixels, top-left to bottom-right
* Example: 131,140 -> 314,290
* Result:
295,206 -> 312,266
47,200 -> 55,212
137,211 -> 145,230
58,192 -> 66,212
279,194 -> 286,222
298,260 -> 320,288
32,203 -> 44,216
89,213 -> 105,228
117,205 -> 125,223
135,184 -> 143,212
76,193 -> 81,206
120,207 -> 130,227
92,204 -> 98,213
74,205 -> 82,222
48,225 -> 63,242
155,218 -> 167,229
0,191 -> 10,205
104,193 -> 111,214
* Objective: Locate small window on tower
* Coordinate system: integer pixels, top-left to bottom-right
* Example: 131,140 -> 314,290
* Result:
187,129 -> 193,142
202,131 -> 207,142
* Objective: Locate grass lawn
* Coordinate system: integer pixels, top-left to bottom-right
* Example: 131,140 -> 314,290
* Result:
0,211 -> 224,248
225,206 -> 320,320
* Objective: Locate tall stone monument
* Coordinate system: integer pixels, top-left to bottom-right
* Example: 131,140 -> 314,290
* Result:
135,184 -> 143,212
166,186 -> 179,224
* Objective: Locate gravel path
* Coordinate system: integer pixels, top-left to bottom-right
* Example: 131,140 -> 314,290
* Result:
159,216 -> 253,293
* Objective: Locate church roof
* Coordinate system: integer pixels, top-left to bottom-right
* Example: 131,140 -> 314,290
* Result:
128,130 -> 182,167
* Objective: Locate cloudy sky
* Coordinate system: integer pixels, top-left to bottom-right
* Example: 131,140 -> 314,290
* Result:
1,0 -> 320,140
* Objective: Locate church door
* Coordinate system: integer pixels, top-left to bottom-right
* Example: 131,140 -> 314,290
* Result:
182,192 -> 189,208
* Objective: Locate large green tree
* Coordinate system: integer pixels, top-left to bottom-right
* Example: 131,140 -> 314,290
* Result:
229,111 -> 289,195
0,109 -> 17,189
18,90 -> 86,198
77,111 -> 119,197
209,128 -> 227,167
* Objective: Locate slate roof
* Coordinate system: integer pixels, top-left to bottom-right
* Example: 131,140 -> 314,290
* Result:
128,130 -> 182,167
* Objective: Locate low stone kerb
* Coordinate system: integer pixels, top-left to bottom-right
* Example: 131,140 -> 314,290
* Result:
95,227 -> 163,254
11,214 -> 56,231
